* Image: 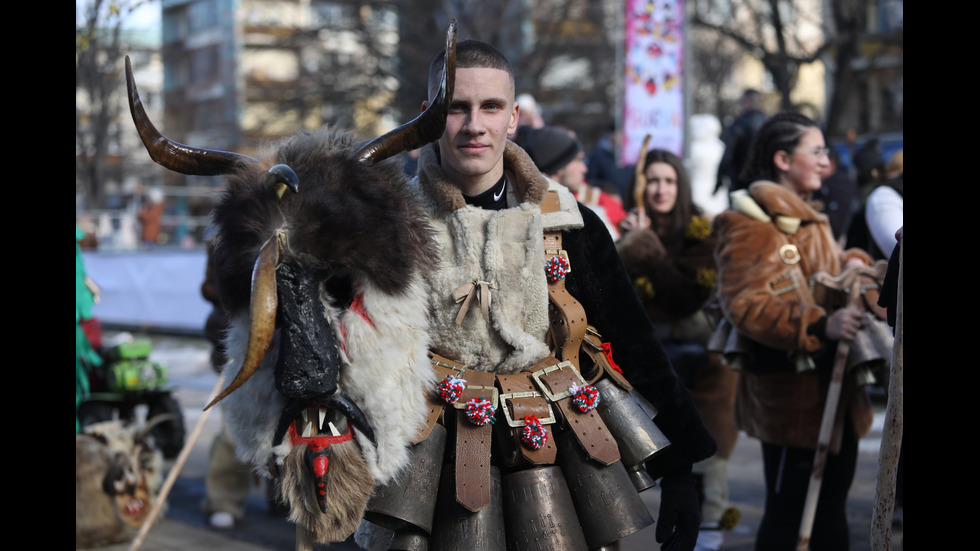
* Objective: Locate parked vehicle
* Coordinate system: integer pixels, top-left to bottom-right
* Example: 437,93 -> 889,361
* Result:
77,333 -> 186,459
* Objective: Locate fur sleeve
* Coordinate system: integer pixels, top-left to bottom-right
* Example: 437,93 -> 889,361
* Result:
616,225 -> 717,322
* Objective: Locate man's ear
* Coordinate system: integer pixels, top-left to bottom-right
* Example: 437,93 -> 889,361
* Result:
773,150 -> 792,172
508,103 -> 520,135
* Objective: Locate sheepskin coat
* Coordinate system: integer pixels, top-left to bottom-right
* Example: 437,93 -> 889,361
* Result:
713,181 -> 873,452
413,140 -> 716,470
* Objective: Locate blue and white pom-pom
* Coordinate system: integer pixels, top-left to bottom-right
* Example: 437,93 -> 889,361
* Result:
569,382 -> 601,412
521,415 -> 548,450
465,397 -> 496,426
436,375 -> 466,404
545,255 -> 570,283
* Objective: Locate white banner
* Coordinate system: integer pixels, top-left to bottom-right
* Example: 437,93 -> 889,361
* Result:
621,0 -> 686,166
83,250 -> 211,333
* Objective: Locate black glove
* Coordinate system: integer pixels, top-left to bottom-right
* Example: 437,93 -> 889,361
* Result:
656,473 -> 701,551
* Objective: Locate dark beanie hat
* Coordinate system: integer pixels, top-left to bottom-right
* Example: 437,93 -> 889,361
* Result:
522,126 -> 582,175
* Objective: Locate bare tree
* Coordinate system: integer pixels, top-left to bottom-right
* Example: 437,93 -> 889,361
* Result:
690,0 -> 903,137
690,0 -> 830,112
76,0 -> 149,209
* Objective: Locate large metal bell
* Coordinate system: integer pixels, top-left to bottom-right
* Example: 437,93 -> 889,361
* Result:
502,465 -> 588,551
365,423 -> 446,534
555,429 -> 654,549
594,378 -> 670,491
429,464 -> 507,551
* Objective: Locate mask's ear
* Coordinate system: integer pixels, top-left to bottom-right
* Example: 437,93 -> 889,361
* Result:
773,150 -> 792,173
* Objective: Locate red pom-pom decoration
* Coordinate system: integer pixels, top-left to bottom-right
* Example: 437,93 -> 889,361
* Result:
436,375 -> 466,404
545,256 -> 570,283
521,415 -> 548,450
570,383 -> 601,412
465,397 -> 496,426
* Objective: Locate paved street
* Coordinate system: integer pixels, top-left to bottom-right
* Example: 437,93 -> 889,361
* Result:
82,331 -> 902,551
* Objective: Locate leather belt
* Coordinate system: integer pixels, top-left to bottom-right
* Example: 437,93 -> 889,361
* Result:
453,368 -> 496,512
529,358 -> 620,466
544,230 -> 587,370
495,369 -> 558,466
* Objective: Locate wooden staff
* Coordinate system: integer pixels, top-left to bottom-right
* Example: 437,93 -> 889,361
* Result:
796,262 -> 883,551
129,373 -> 225,551
296,524 -> 315,551
872,231 -> 903,551
633,134 -> 651,227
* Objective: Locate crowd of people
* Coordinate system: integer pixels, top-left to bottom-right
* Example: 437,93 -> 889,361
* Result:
194,36 -> 901,551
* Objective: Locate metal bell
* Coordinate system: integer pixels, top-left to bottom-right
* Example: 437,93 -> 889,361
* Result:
847,327 -> 886,374
502,465 -> 588,551
389,525 -> 429,551
594,378 -> 671,491
866,317 -> 895,359
723,328 -> 754,371
555,429 -> 654,549
430,464 -> 507,551
365,423 -> 446,534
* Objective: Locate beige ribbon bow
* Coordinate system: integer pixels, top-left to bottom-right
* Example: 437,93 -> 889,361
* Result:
453,279 -> 498,325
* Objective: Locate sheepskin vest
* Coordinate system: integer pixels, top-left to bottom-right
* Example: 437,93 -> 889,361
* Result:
412,141 -> 583,374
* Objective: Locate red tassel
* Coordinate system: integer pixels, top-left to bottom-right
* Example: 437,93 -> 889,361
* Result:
601,342 -> 623,373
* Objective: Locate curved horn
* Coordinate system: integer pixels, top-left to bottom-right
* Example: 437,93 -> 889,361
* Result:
351,19 -> 457,164
263,164 -> 301,198
125,55 -> 258,175
205,231 -> 284,410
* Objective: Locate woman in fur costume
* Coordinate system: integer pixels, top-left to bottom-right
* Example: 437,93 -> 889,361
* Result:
712,112 -> 874,551
617,149 -> 738,551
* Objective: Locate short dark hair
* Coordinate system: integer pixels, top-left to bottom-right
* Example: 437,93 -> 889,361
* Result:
741,111 -> 820,184
428,39 -> 515,101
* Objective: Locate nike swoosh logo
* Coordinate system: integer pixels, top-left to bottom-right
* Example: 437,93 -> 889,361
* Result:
493,185 -> 504,202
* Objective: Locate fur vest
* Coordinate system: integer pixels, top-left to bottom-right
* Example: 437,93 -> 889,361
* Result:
412,141 -> 582,374
712,181 -> 873,451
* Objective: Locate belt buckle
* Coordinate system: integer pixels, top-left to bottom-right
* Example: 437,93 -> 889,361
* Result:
498,391 -> 557,427
531,361 -> 583,401
770,271 -> 799,295
453,385 -> 498,410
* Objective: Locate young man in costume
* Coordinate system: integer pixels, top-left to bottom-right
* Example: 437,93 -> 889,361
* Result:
406,39 -> 716,551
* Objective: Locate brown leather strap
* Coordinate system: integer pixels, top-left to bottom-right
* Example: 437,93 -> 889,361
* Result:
544,230 -> 588,370
581,328 -> 633,391
529,359 -> 620,466
454,369 -> 496,512
414,353 -> 465,444
540,188 -> 561,214
495,372 -> 557,465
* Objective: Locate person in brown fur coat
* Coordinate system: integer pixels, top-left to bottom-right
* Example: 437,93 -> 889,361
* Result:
712,112 -> 874,551
617,148 -> 739,551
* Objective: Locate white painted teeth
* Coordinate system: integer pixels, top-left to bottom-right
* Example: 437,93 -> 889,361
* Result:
298,407 -> 342,436
300,409 -> 315,437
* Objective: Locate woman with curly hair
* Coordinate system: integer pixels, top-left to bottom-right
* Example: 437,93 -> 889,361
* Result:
713,112 -> 874,550
617,148 -> 739,551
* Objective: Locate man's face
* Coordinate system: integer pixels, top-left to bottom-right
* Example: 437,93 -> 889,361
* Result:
432,67 -> 518,195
